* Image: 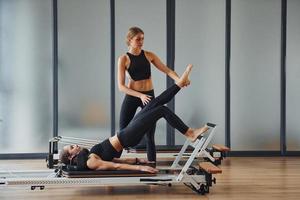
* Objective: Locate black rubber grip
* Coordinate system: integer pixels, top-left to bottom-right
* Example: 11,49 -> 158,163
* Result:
206,122 -> 216,128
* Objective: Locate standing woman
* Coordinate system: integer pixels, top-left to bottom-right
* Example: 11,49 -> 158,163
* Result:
118,27 -> 185,163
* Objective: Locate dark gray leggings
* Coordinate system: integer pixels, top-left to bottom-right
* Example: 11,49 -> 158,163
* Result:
117,84 -> 189,150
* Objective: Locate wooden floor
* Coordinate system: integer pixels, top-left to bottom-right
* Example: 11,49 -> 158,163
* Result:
0,157 -> 300,200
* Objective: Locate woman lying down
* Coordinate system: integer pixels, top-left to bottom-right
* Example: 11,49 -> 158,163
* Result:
59,65 -> 208,173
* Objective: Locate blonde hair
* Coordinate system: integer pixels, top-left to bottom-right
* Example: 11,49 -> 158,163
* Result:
126,26 -> 144,46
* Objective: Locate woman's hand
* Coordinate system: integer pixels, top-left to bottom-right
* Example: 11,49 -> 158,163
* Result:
139,94 -> 152,105
138,165 -> 159,173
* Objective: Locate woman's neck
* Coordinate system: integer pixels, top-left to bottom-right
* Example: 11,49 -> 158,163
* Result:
128,47 -> 142,56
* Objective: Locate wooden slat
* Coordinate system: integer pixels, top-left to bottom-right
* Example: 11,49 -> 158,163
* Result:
212,144 -> 230,152
199,162 -> 222,174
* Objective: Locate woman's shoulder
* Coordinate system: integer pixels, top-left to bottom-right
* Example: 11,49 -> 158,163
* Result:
143,50 -> 154,56
88,153 -> 101,159
118,53 -> 129,60
118,54 -> 130,67
144,50 -> 156,58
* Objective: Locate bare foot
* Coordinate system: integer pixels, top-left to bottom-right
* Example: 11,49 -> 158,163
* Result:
187,126 -> 209,142
176,64 -> 193,88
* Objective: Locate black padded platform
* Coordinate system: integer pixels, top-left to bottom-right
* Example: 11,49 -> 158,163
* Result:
62,169 -> 156,178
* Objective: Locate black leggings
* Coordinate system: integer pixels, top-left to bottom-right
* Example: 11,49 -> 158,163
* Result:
119,90 -> 156,161
117,84 -> 189,149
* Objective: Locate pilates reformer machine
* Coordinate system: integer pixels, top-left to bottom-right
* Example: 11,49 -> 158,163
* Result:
0,123 -> 229,195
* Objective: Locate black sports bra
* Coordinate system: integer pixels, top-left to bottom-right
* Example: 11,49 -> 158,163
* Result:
126,50 -> 151,81
89,139 -> 122,161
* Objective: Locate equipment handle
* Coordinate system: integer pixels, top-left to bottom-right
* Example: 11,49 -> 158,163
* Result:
206,122 -> 216,128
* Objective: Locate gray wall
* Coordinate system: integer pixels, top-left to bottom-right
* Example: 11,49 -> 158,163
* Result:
0,0 -> 52,153
287,0 -> 300,151
175,0 -> 225,145
231,0 -> 281,151
0,0 -> 300,154
57,0 -> 111,141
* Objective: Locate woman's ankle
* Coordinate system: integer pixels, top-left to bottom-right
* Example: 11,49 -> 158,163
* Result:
175,81 -> 184,88
184,128 -> 194,138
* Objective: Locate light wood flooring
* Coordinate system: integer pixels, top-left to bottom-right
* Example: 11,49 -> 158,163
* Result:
0,157 -> 300,200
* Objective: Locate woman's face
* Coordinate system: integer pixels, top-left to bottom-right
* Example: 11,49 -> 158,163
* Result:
129,33 -> 144,49
65,144 -> 82,158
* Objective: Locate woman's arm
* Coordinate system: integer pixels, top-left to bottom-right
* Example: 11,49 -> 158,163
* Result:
146,51 -> 180,82
112,157 -> 150,165
87,155 -> 157,173
112,157 -> 136,164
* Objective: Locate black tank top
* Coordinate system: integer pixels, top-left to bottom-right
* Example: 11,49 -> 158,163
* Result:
90,139 -> 122,161
126,50 -> 151,81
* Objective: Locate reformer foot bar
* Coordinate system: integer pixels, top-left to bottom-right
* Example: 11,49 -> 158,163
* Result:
0,123 -> 228,195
